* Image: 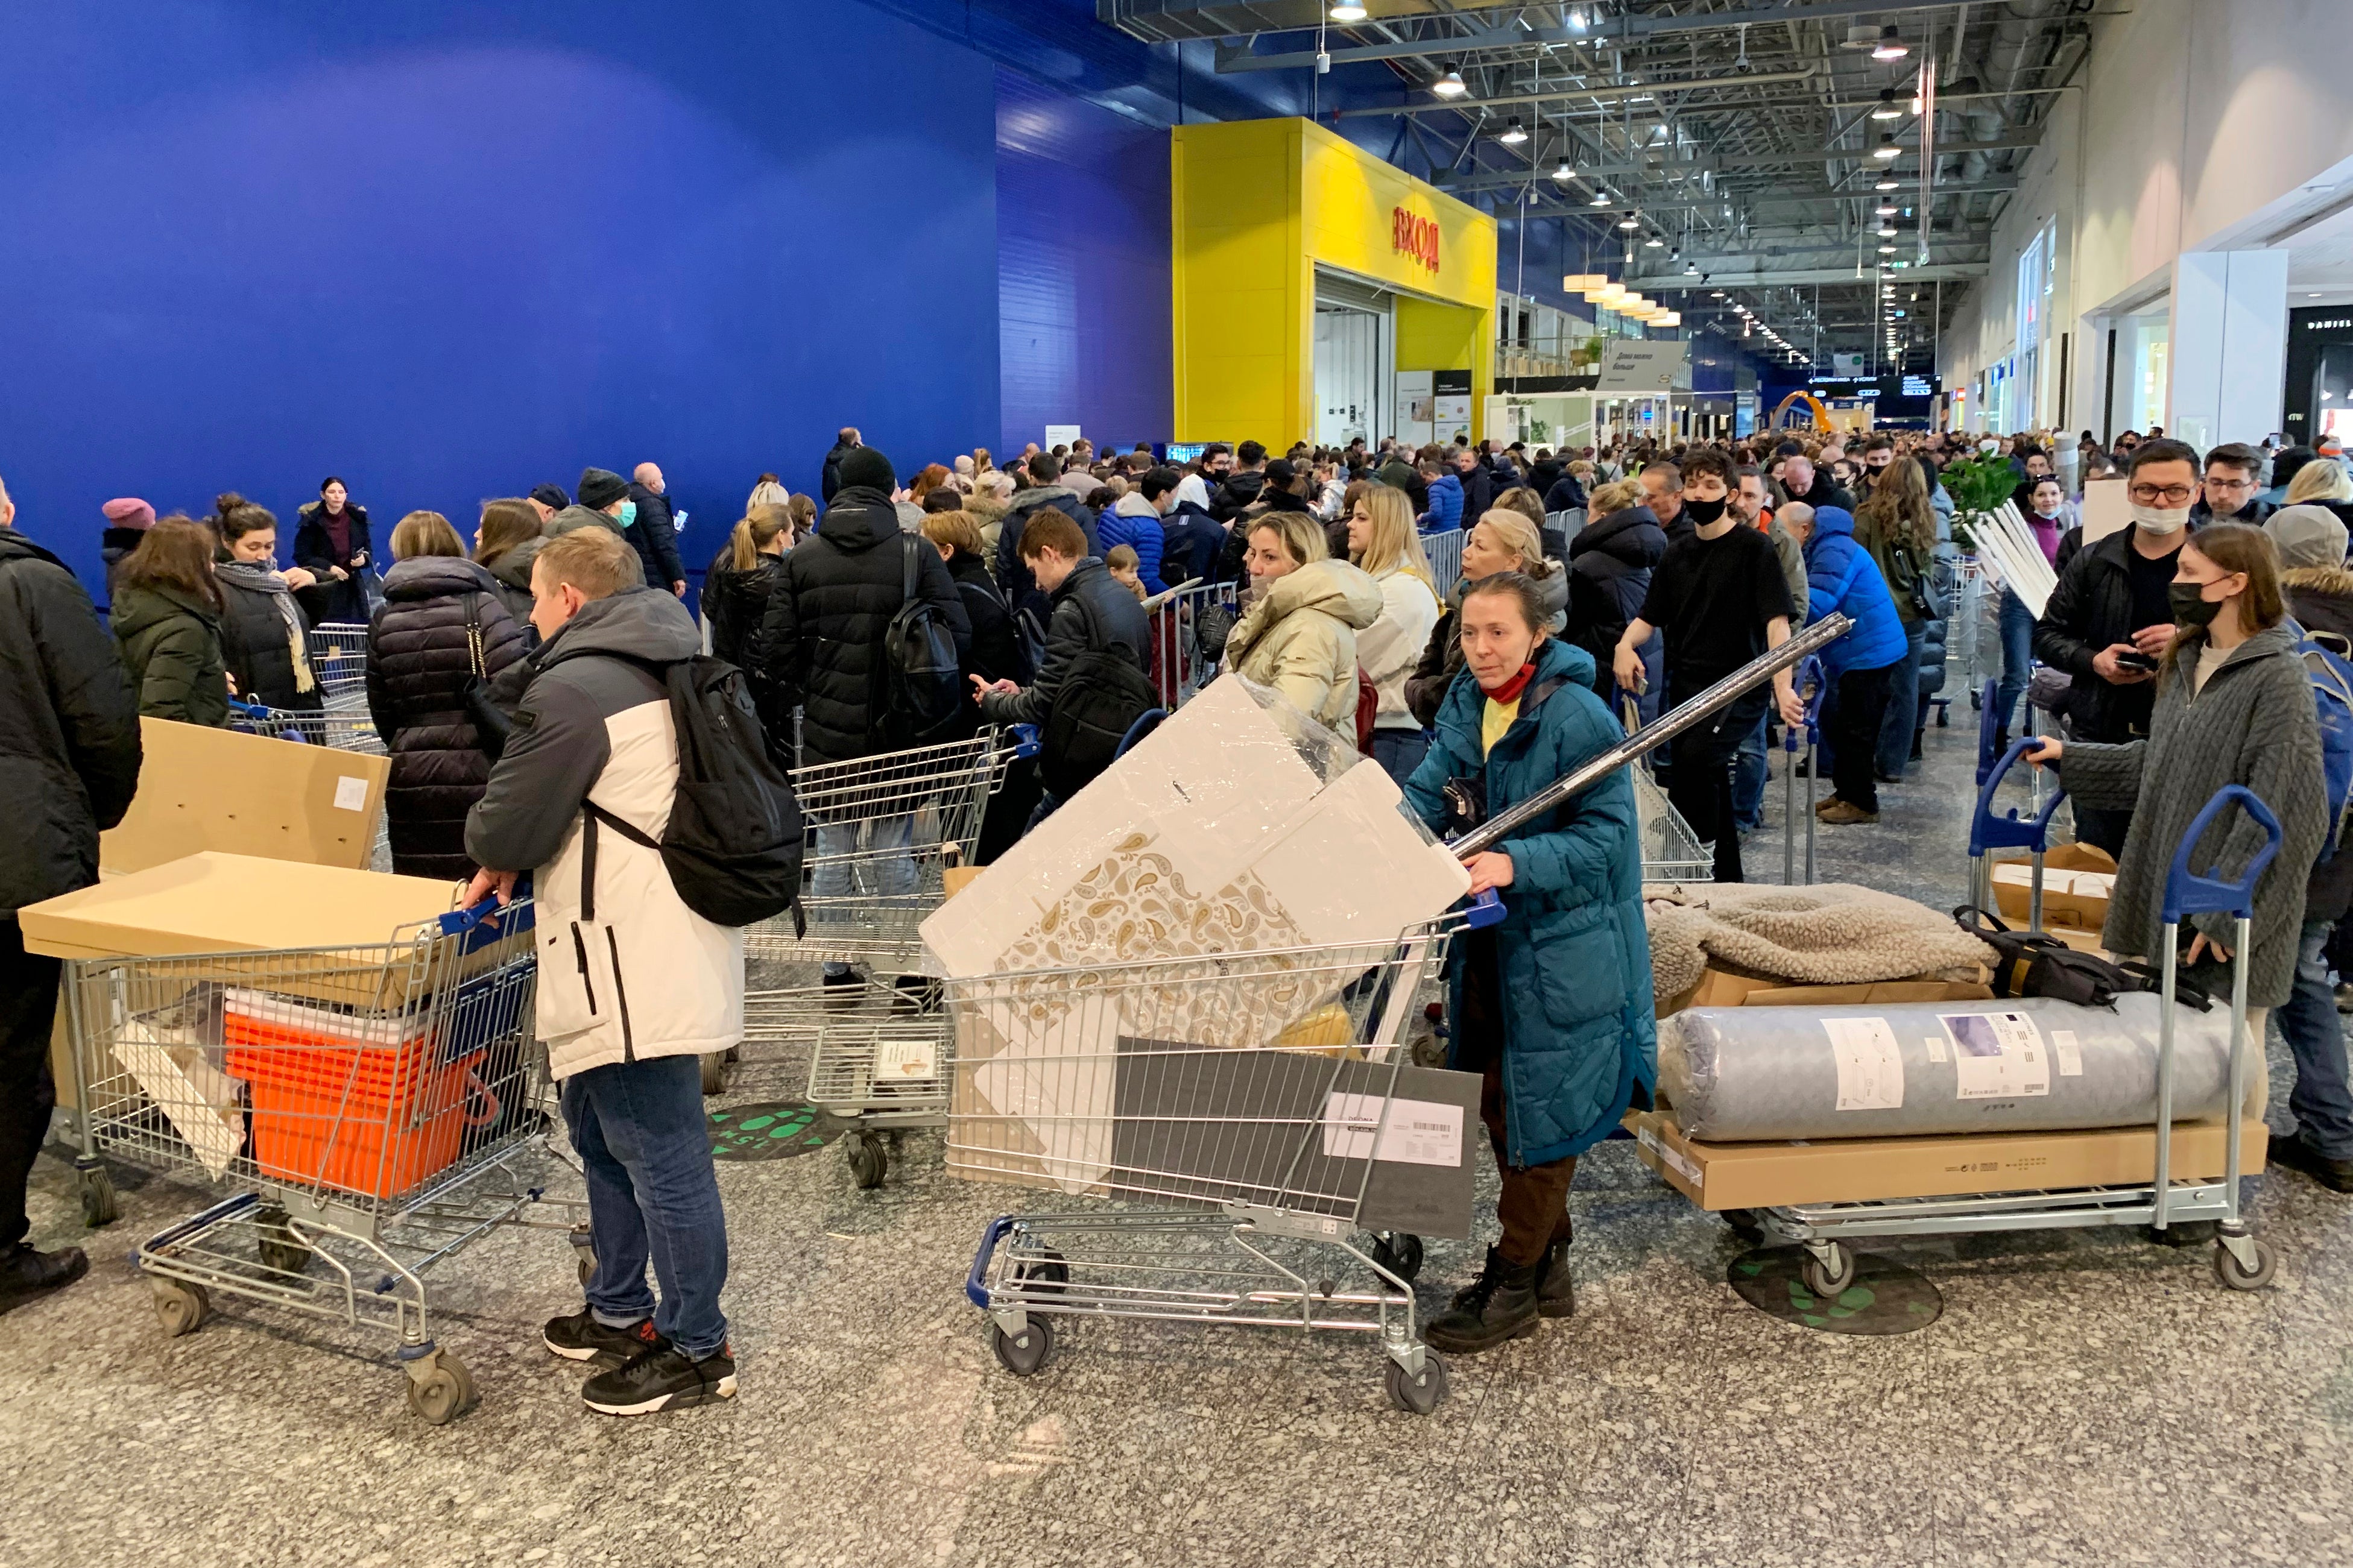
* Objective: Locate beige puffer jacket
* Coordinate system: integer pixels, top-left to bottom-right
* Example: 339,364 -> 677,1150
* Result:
1221,559 -> 1386,730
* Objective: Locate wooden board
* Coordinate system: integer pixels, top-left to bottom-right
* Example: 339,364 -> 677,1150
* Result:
103,717 -> 388,875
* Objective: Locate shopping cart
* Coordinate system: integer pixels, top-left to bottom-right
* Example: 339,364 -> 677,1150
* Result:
306,621 -> 371,707
1742,779 -> 2283,1298
63,893 -> 576,1422
960,899 -> 1500,1414
227,695 -> 385,755
1777,655 -> 1825,887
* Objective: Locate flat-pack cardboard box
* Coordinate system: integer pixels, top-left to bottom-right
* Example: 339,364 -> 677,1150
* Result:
103,717 -> 388,875
1629,1106 -> 2269,1209
1661,969 -> 1992,1018
22,852 -> 479,1010
932,678 -> 1470,1197
1992,842 -> 2116,932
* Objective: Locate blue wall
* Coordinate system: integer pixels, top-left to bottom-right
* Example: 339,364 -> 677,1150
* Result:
995,68 -> 1172,458
0,1 -> 1001,597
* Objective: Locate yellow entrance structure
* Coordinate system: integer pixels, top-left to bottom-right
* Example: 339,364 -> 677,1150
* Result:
1170,118 -> 1497,449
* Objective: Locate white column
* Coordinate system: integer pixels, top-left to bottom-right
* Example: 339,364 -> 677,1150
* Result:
2166,249 -> 2289,449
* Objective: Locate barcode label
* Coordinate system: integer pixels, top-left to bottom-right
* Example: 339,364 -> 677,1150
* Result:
1322,1094 -> 1464,1167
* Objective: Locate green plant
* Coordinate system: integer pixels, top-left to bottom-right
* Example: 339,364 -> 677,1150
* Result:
1938,453 -> 2021,549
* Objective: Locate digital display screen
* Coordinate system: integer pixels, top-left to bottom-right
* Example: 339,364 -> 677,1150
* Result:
1164,442 -> 1211,465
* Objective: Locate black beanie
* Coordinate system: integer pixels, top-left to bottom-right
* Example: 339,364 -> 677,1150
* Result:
529,482 -> 570,511
577,467 -> 629,511
839,447 -> 895,494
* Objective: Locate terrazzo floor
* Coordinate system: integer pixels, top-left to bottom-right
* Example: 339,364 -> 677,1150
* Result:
4,707 -> 2349,1568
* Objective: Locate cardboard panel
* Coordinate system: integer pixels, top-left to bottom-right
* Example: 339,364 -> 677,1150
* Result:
103,717 -> 388,874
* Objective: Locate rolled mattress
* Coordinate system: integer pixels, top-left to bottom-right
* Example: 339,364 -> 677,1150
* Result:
1661,995 -> 2254,1141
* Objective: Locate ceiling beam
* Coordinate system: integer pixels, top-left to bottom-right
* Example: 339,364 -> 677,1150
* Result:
1434,131 -> 2041,187
1142,1 -> 1979,61
1634,263 -> 1988,288
1328,67 -> 1821,117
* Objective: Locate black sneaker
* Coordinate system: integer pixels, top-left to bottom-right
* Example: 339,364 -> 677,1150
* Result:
543,1308 -> 665,1367
581,1342 -> 737,1417
0,1244 -> 89,1314
1424,1246 -> 1540,1355
2270,1133 -> 2353,1193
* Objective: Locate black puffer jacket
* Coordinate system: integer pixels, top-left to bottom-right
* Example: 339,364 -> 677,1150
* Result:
216,562 -> 323,713
292,501 -> 374,626
995,486 -> 1101,623
0,528 -> 142,915
702,549 -> 788,746
101,526 -> 145,609
978,558 -> 1150,729
760,488 -> 973,764
947,547 -> 1032,687
364,556 -> 528,880
1211,468 -> 1268,524
1564,505 -> 1667,696
2287,566 -> 2353,924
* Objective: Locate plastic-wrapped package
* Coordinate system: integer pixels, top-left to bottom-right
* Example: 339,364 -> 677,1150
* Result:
1661,993 -> 2254,1141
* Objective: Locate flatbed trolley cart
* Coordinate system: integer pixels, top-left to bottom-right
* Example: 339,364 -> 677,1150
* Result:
740,727 -> 1033,1181
63,894 -> 580,1422
1778,655 -> 1825,887
961,902 -> 1498,1414
1742,774 -> 2282,1299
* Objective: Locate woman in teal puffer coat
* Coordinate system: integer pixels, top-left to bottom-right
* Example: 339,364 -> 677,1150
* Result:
1403,572 -> 1656,1355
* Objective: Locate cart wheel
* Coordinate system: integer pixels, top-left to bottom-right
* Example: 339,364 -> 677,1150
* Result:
988,1316 -> 1054,1377
2213,1238 -> 2278,1291
1721,1208 -> 1765,1241
1799,1245 -> 1856,1299
1011,1248 -> 1068,1297
848,1135 -> 888,1190
1370,1232 -> 1425,1284
257,1232 -> 312,1277
700,1052 -> 728,1097
406,1355 -> 476,1425
151,1280 -> 209,1338
1385,1350 -> 1449,1415
80,1167 -> 119,1229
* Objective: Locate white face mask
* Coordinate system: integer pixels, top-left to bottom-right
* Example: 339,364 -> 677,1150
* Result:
2130,502 -> 2192,534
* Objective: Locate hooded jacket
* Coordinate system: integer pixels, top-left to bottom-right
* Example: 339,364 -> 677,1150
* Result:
1376,459 -> 1429,517
1455,462 -> 1495,524
465,588 -> 743,1079
1098,494 -> 1169,594
481,537 -> 543,634
978,557 -> 1149,731
1418,472 -> 1464,534
364,555 -> 529,879
994,485 -> 1101,622
546,503 -> 625,541
760,486 -> 973,765
1564,505 -> 1667,692
1403,635 -> 1657,1167
112,580 -> 230,727
216,560 -> 322,713
700,549 -> 788,743
2054,624 -> 2326,1007
0,527 -> 142,915
1541,471 -> 1588,516
292,500 -> 373,626
1210,467 -> 1268,525
1357,562 -> 1443,732
1220,558 -> 1385,730
1801,507 -> 1909,679
1404,566 -> 1571,727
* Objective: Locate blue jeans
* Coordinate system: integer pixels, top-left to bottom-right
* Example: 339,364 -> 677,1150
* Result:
1370,726 -> 1432,788
563,1054 -> 731,1359
2275,918 -> 2353,1159
1023,789 -> 1064,837
1874,620 -> 1925,778
812,813 -> 916,977
1992,589 -> 2035,736
1732,711 -> 1769,833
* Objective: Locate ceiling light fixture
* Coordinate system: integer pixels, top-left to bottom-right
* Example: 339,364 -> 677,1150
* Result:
1329,2 -> 1368,21
1644,234 -> 1665,248
1684,259 -> 1701,276
1590,189 -> 1611,206
1564,272 -> 1608,291
1876,175 -> 1901,190
1432,63 -> 1467,98
1552,159 -> 1575,181
1655,312 -> 1681,327
1499,118 -> 1528,145
1874,137 -> 1903,160
1878,245 -> 1897,254
1872,90 -> 1903,121
1876,224 -> 1898,238
1877,203 -> 1900,216
1872,25 -> 1910,61
1619,210 -> 1641,229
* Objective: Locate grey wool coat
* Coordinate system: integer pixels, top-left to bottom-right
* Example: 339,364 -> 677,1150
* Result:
2055,624 -> 2326,1007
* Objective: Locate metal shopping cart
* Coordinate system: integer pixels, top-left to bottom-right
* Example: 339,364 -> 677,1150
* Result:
63,894 -> 575,1422
739,728 -> 1031,1182
1143,577 -> 1242,710
959,902 -> 1498,1414
227,695 -> 385,755
1742,770 -> 2282,1298
305,621 -> 372,708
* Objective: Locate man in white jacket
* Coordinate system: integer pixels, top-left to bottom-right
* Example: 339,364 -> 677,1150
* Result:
464,526 -> 744,1417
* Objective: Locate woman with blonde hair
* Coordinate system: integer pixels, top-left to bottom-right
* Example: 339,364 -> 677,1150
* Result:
1348,485 -> 1443,779
1404,508 -> 1568,725
704,504 -> 792,699
1221,508 -> 1383,731
2285,452 -> 2353,534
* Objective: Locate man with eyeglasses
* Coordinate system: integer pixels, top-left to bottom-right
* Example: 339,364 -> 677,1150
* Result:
2190,442 -> 2275,529
2032,438 -> 2205,856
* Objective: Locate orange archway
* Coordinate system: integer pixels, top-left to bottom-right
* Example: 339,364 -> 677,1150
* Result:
1772,391 -> 1831,431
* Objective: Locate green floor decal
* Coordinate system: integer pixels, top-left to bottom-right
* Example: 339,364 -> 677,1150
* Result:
709,1101 -> 846,1160
1727,1247 -> 1944,1335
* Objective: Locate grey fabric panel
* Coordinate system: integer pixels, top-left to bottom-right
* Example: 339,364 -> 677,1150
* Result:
1662,994 -> 2251,1141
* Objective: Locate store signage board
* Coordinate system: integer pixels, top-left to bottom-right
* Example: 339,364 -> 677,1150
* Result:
1044,424 -> 1081,449
1391,206 -> 1441,274
1593,339 -> 1687,394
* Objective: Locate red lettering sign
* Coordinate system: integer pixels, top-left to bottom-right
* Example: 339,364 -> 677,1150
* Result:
1391,206 -> 1440,274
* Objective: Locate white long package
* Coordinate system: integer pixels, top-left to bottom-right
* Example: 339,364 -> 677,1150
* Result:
1661,994 -> 2254,1141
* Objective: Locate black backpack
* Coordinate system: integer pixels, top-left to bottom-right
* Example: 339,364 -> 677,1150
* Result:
1040,594 -> 1159,800
589,655 -> 804,930
1954,906 -> 2210,1012
877,533 -> 965,746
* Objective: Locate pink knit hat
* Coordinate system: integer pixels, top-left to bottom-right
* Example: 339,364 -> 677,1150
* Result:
101,497 -> 156,528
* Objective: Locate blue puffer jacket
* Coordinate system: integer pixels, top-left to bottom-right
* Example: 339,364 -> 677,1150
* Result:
1403,636 -> 1658,1167
1418,472 -> 1463,534
1097,498 -> 1169,594
1803,506 -> 1909,679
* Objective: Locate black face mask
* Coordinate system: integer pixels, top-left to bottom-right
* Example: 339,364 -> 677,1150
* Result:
2169,581 -> 2223,629
1683,496 -> 1728,526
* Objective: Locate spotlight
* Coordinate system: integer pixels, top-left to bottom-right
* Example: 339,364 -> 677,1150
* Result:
1878,245 -> 1897,254
1876,175 -> 1901,190
1432,63 -> 1467,98
1590,189 -> 1611,206
1499,118 -> 1528,145
1876,224 -> 1898,238
1872,90 -> 1903,121
1877,202 -> 1899,216
1684,259 -> 1700,275
1644,234 -> 1664,248
1329,2 -> 1368,20
1872,25 -> 1910,61
1552,159 -> 1575,181
1619,210 -> 1641,229
1874,137 -> 1902,160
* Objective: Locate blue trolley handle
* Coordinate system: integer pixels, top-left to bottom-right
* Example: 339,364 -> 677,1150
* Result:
2152,786 -> 2282,1235
1967,737 -> 2068,858
2160,784 -> 2283,923
967,1215 -> 1017,1309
